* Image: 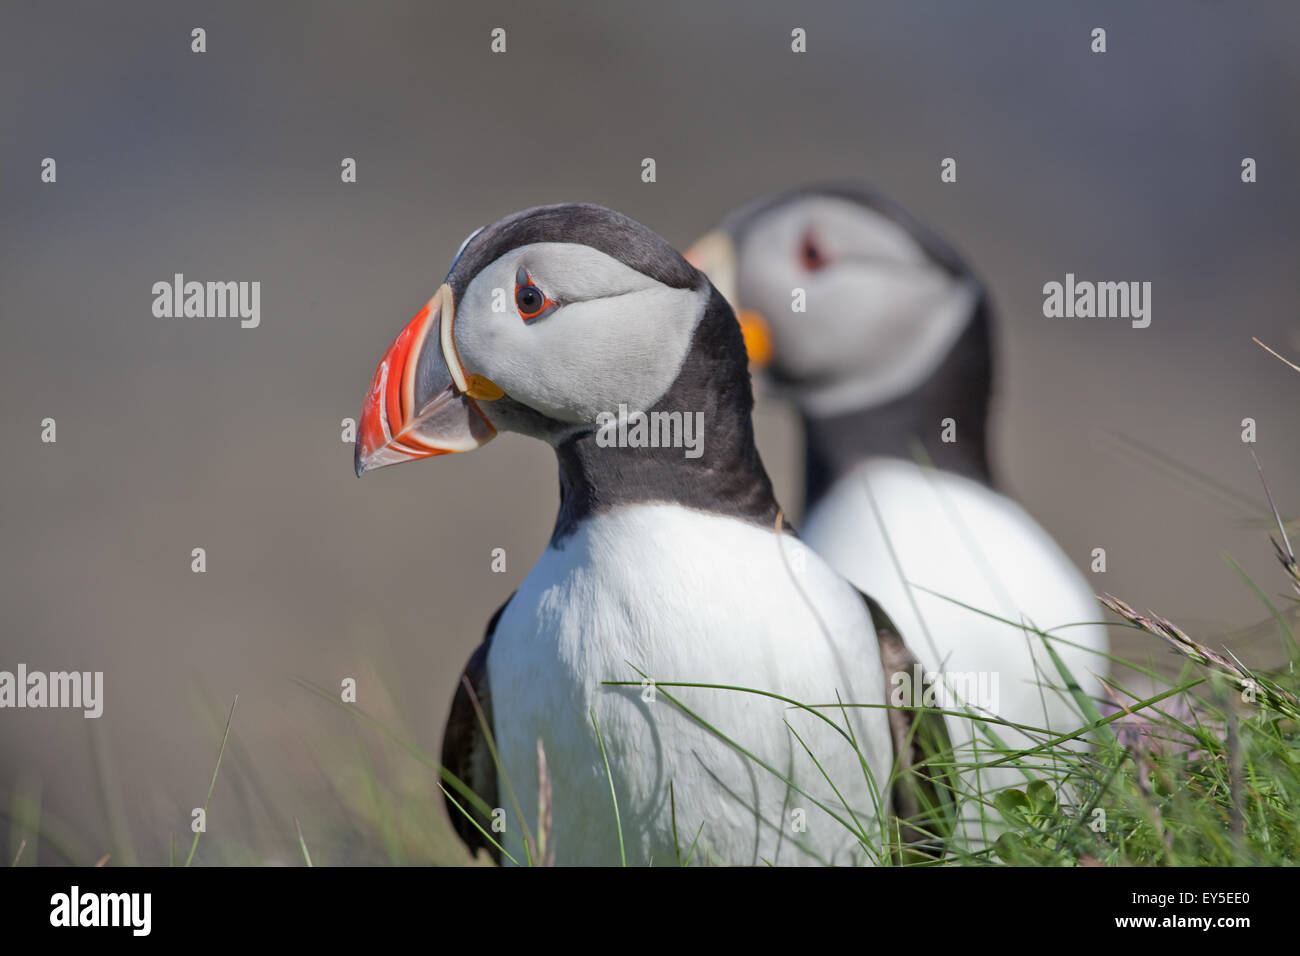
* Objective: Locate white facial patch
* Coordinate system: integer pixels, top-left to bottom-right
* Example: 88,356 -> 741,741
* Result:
735,196 -> 977,416
453,243 -> 707,427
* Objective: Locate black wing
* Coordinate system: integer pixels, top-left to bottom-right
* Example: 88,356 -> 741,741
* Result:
439,594 -> 513,863
862,592 -> 959,859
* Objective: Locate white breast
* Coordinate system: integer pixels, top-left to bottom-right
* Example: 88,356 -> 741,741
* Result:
801,458 -> 1109,837
486,504 -> 893,866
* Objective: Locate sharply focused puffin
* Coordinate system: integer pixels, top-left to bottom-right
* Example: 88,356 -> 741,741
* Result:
688,185 -> 1109,823
354,203 -> 951,866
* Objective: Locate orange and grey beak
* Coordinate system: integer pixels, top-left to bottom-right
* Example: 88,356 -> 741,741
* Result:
684,230 -> 773,367
355,283 -> 504,476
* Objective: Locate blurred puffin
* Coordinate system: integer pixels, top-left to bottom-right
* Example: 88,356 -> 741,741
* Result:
688,185 -> 1108,822
354,203 -> 952,866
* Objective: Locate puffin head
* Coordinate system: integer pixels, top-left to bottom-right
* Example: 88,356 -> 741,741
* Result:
355,203 -> 716,476
686,184 -> 987,418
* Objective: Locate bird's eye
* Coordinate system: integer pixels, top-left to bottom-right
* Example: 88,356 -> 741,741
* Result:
516,285 -> 543,313
799,230 -> 828,272
514,267 -> 556,321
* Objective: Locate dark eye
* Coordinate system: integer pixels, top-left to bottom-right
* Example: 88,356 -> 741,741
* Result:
800,230 -> 827,271
516,285 -> 544,314
514,267 -> 556,321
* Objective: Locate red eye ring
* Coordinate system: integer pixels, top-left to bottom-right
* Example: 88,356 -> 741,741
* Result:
515,269 -> 557,321
799,229 -> 829,272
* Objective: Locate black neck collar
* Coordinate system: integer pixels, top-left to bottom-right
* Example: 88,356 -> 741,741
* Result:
800,293 -> 995,511
550,285 -> 784,545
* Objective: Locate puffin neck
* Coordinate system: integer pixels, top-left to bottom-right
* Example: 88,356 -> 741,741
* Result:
549,285 -> 784,545
799,292 -> 996,511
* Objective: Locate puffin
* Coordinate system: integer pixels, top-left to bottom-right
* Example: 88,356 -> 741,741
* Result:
687,185 -> 1109,831
353,203 -> 952,866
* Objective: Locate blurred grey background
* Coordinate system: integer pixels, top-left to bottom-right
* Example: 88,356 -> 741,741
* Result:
3,0 -> 1299,864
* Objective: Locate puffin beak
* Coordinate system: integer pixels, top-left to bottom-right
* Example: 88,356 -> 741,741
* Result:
355,284 -> 503,476
684,230 -> 773,368
734,308 -> 774,367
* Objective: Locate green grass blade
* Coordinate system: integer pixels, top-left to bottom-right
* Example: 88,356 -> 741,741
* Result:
185,694 -> 237,867
589,709 -> 626,867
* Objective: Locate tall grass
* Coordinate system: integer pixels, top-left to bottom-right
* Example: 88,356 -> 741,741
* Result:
12,498 -> 1296,867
